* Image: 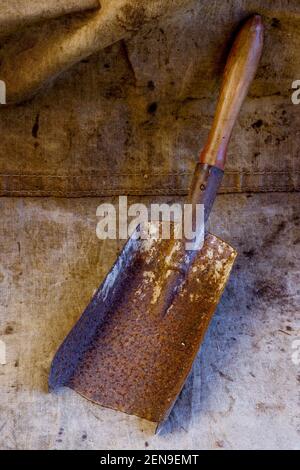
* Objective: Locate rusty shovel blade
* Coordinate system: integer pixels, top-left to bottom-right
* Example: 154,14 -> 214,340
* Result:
49,223 -> 236,426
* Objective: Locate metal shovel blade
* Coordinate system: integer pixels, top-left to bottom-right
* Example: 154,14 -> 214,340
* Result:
49,223 -> 237,425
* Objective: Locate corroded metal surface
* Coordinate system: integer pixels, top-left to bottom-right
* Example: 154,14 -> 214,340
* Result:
49,226 -> 236,425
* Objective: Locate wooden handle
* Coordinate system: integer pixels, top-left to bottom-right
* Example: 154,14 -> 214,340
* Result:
200,15 -> 264,170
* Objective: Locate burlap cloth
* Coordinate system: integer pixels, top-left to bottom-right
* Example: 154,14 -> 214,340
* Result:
0,0 -> 299,196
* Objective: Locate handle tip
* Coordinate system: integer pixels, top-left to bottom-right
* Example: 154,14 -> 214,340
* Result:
252,14 -> 263,26
248,14 -> 264,34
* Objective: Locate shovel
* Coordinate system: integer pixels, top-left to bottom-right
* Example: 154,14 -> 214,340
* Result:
49,15 -> 263,428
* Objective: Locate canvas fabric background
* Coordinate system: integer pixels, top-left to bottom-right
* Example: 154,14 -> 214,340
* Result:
0,0 -> 299,196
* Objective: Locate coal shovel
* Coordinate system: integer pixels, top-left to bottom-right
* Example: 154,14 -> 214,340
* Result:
49,15 -> 264,428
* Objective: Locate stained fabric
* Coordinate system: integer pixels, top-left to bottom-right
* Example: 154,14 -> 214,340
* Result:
0,0 -> 299,196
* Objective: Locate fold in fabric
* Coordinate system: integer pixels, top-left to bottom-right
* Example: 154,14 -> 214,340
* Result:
0,0 -> 192,103
0,0 -> 99,37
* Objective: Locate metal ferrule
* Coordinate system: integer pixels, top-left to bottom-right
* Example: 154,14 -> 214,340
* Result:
188,162 -> 224,224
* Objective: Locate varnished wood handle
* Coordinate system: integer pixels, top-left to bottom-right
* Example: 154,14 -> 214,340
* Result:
200,15 -> 264,170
